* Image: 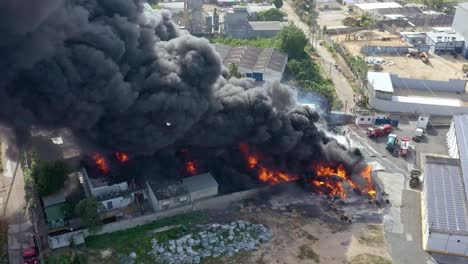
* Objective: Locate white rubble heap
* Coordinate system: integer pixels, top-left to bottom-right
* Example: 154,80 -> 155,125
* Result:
146,220 -> 272,264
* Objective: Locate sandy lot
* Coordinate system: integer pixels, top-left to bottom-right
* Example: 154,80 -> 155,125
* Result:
317,9 -> 349,30
378,53 -> 468,81
209,191 -> 391,264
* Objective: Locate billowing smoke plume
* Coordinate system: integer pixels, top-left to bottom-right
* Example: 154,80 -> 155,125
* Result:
0,0 -> 359,168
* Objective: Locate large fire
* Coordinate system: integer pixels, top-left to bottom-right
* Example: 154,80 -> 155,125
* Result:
92,154 -> 109,174
239,144 -> 376,199
239,144 -> 297,184
115,152 -> 129,163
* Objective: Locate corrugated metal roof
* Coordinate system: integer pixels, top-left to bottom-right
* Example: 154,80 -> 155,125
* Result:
368,72 -> 394,93
43,191 -> 66,207
214,44 -> 287,74
424,160 -> 468,234
183,173 -> 218,193
248,21 -> 283,31
453,115 -> 468,204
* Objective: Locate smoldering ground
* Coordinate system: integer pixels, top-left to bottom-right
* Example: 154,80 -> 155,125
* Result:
0,0 -> 363,181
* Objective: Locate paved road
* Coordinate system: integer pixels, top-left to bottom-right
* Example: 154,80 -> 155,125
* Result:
1,132 -> 32,264
282,2 -> 356,112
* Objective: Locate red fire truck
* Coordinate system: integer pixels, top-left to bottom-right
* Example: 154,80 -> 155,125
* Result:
367,124 -> 393,138
23,235 -> 38,264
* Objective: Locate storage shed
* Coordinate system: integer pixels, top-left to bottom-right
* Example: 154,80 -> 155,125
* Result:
183,173 -> 218,201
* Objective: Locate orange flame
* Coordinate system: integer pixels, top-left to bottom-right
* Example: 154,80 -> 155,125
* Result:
92,154 -> 109,174
313,164 -> 375,199
115,152 -> 129,163
186,161 -> 197,175
239,143 -> 297,185
239,144 -> 376,200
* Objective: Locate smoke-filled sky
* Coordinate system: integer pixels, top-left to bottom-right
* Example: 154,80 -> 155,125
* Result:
0,0 -> 358,167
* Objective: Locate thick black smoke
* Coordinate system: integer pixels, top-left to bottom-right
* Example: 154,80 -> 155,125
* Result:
0,0 -> 360,169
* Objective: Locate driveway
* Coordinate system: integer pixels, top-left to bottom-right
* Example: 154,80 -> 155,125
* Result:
282,1 -> 356,112
1,131 -> 32,264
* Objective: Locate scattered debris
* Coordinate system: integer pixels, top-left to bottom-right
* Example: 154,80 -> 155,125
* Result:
147,220 -> 272,264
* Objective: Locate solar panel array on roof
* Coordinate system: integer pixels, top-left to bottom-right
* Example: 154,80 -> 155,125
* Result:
453,115 -> 468,204
424,162 -> 468,234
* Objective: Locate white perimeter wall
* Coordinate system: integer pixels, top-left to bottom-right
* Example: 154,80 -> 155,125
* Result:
100,196 -> 132,211
190,186 -> 218,201
369,96 -> 468,116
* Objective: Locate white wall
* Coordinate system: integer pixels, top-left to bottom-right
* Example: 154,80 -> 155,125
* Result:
355,114 -> 387,125
190,186 -> 218,201
369,96 -> 468,116
100,196 -> 132,211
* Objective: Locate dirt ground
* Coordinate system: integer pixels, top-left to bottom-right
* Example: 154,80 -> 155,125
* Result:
317,8 -> 349,30
378,53 -> 468,81
209,191 -> 391,264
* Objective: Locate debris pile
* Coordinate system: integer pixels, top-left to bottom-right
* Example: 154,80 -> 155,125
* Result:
147,220 -> 272,264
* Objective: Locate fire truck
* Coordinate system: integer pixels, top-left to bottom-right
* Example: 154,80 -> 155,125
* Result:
399,136 -> 411,157
367,124 -> 393,138
22,235 -> 38,264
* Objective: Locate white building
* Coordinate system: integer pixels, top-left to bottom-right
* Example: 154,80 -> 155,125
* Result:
366,72 -> 468,116
421,115 -> 468,256
81,168 -> 133,211
452,3 -> 468,58
147,173 -> 218,211
354,2 -> 402,14
183,173 -> 219,201
421,156 -> 468,256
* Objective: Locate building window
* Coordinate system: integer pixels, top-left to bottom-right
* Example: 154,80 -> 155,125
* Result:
107,201 -> 113,209
457,240 -> 461,243
360,118 -> 364,121
368,118 -> 371,121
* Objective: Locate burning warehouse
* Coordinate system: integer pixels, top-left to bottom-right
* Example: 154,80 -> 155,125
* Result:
0,0 -> 379,223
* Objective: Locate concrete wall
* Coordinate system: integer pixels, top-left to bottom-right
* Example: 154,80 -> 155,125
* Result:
390,75 -> 466,93
361,45 -> 410,55
100,196 -> 132,211
355,114 -> 388,125
369,96 -> 468,116
190,186 -> 218,201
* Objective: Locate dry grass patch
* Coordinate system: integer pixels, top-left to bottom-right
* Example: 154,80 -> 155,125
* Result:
350,253 -> 392,264
297,244 -> 320,263
358,225 -> 385,247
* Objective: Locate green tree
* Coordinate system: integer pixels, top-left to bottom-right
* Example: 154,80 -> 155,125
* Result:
228,63 -> 242,79
75,198 -> 101,228
33,161 -> 68,196
272,0 -> 283,9
278,24 -> 308,60
257,8 -> 286,21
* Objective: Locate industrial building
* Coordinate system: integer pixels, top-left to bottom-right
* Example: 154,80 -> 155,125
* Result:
426,27 -> 465,54
421,156 -> 468,256
452,2 -> 468,58
80,165 -> 143,211
224,6 -> 285,38
366,72 -> 468,116
147,173 -> 218,211
214,43 -> 288,82
354,2 -> 402,14
420,115 -> 468,256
